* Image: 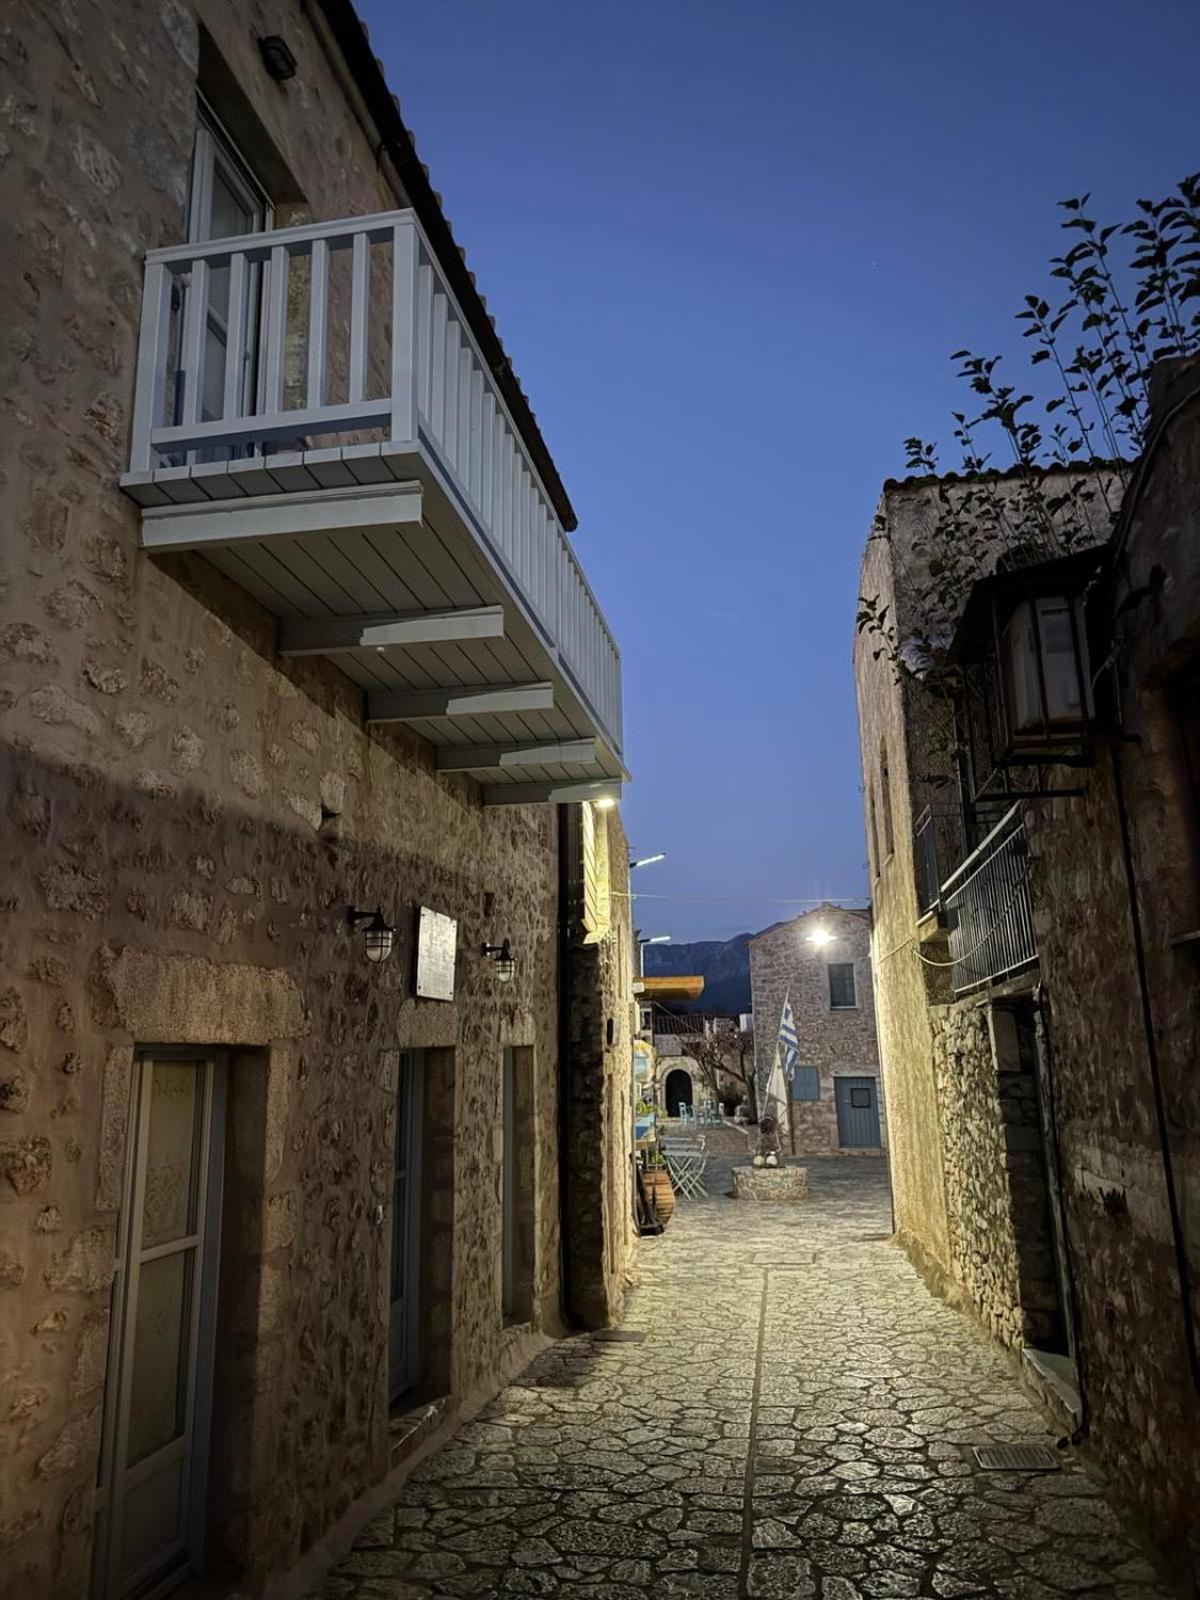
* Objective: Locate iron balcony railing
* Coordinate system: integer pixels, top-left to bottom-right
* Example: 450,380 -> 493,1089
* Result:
649,1011 -> 739,1037
123,209 -> 622,756
940,805 -> 1037,996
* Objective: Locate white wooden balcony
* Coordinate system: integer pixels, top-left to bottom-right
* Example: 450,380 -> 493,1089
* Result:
120,210 -> 624,803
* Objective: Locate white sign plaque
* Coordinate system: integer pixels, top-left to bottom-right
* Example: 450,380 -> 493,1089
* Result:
415,907 -> 457,1001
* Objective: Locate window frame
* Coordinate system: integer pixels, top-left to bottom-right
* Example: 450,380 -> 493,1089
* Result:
827,961 -> 858,1011
790,1064 -> 820,1102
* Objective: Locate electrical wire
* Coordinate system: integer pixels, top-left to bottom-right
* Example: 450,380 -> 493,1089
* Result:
611,892 -> 867,905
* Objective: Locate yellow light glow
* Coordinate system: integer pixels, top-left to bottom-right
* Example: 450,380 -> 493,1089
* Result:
806,927 -> 832,947
594,795 -> 617,810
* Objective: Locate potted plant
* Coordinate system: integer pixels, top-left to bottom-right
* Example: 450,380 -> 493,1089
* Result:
641,1150 -> 675,1224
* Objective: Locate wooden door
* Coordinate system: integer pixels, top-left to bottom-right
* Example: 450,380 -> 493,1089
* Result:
834,1076 -> 882,1148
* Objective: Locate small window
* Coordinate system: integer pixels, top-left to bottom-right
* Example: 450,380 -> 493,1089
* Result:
880,741 -> 895,858
850,1086 -> 872,1109
828,963 -> 857,1009
790,1065 -> 819,1101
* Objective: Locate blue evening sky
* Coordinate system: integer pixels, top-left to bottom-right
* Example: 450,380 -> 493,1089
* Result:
358,0 -> 1200,941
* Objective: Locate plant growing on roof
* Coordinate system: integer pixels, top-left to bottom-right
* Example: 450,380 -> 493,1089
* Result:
857,173 -> 1200,683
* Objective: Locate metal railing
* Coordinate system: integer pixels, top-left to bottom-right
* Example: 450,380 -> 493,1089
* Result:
649,1011 -> 739,1037
125,210 -> 622,753
940,806 -> 1037,995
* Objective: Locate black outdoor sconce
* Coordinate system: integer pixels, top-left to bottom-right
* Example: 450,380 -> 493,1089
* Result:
349,906 -> 395,964
258,35 -> 298,82
482,940 -> 517,984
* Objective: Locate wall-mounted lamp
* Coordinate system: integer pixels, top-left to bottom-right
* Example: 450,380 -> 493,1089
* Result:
594,795 -> 617,811
482,940 -> 516,984
258,35 -> 298,81
630,852 -> 666,870
349,906 -> 395,964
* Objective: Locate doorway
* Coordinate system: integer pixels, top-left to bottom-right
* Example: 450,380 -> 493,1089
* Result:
92,1050 -> 227,1600
389,1051 -> 425,1405
834,1076 -> 882,1148
664,1068 -> 694,1119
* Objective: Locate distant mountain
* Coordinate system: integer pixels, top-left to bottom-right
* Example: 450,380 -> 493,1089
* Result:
642,932 -> 761,1014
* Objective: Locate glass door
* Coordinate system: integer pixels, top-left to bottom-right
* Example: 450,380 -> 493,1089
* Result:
388,1052 -> 424,1404
92,1052 -> 226,1600
178,103 -> 269,450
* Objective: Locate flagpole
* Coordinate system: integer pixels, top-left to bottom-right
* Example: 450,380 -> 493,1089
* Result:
788,1085 -> 796,1156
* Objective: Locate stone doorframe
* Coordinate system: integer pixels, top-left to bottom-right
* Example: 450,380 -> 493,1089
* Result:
96,947 -> 313,1586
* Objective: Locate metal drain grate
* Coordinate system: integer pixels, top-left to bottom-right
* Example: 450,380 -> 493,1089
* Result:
972,1443 -> 1061,1472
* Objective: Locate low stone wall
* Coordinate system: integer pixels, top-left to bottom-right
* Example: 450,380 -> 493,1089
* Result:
733,1165 -> 809,1202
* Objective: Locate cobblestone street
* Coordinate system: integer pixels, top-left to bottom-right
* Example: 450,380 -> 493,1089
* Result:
313,1159 -> 1175,1600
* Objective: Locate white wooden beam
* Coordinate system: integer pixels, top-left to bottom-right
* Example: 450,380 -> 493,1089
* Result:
368,683 -> 555,723
139,481 -> 423,554
437,738 -> 597,772
280,607 -> 504,656
482,780 -> 622,807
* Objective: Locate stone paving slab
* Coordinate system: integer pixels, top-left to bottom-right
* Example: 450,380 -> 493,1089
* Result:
307,1158 -> 1178,1599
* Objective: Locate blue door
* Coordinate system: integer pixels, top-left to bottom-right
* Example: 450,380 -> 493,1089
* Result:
835,1076 -> 881,1147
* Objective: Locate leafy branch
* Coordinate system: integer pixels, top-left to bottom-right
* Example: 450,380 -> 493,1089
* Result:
858,173 -> 1200,684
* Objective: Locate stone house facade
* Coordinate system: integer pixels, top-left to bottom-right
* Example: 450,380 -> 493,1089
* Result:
748,905 -> 885,1153
852,377 -> 1200,1582
0,4 -> 634,1596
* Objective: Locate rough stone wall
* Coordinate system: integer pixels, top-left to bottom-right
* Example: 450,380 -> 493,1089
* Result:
563,808 -> 636,1329
0,2 -> 600,1592
1018,393 -> 1200,1579
854,509 -> 952,1269
854,427 -> 1200,1579
928,1001 -> 1060,1350
748,905 -> 885,1153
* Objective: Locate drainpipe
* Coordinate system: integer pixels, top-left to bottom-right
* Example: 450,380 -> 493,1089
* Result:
1108,741 -> 1200,1395
555,802 -> 578,1328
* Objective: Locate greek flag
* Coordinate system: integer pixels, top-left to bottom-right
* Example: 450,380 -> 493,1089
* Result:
776,991 -> 798,1082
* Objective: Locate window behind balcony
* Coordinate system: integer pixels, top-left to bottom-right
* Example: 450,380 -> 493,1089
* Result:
182,101 -> 270,441
828,962 -> 857,1009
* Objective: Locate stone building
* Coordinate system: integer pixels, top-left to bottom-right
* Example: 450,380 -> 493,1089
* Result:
0,3 -> 635,1595
749,905 -> 885,1153
852,372 -> 1200,1582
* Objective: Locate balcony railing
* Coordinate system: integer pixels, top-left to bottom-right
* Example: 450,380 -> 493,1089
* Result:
122,209 -> 622,763
940,806 -> 1037,995
650,1011 -> 738,1037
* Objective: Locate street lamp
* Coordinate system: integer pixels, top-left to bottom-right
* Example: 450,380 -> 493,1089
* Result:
806,927 -> 834,948
636,932 -> 670,978
630,852 -> 666,870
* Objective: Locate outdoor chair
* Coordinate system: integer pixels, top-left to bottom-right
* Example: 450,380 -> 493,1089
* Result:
660,1134 -> 708,1200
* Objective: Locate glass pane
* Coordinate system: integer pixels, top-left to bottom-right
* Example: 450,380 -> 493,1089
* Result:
142,1062 -> 202,1248
202,322 -> 227,424
209,164 -> 254,240
851,1088 -> 871,1109
127,1250 -> 192,1467
829,964 -> 856,1007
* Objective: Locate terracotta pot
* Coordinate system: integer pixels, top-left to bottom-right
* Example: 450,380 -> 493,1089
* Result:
643,1167 -> 676,1225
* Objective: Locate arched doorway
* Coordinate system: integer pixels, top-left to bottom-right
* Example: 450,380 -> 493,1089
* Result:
664,1068 -> 694,1118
